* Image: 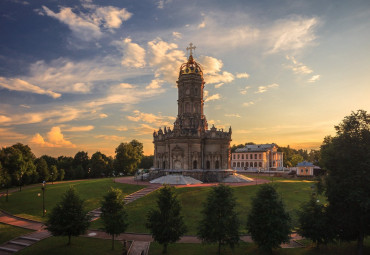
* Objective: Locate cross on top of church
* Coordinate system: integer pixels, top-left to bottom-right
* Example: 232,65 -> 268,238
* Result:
186,43 -> 196,56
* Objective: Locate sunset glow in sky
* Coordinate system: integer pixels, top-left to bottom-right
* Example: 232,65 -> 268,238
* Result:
1,0 -> 370,157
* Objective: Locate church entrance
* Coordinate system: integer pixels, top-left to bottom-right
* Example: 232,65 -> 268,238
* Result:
174,160 -> 182,170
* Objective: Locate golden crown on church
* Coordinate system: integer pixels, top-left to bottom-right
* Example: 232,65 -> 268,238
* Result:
179,43 -> 203,77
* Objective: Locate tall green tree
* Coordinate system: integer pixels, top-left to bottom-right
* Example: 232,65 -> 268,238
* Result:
46,187 -> 91,245
57,156 -> 74,180
297,194 -> 333,247
49,165 -> 58,184
101,188 -> 128,250
0,162 -> 11,202
197,184 -> 240,255
146,185 -> 187,254
138,155 -> 154,169
114,140 -> 143,175
35,158 -> 49,182
73,151 -> 89,178
90,151 -> 108,178
59,169 -> 65,181
321,110 -> 370,255
247,185 -> 291,253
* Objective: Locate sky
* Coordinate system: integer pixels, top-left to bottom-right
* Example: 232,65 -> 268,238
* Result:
1,0 -> 370,157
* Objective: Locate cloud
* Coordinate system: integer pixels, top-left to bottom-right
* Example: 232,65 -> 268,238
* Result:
134,124 -> 157,135
0,115 -> 12,123
40,5 -> 132,41
243,101 -> 255,107
95,135 -> 125,141
31,127 -> 76,148
114,38 -> 146,68
198,20 -> 206,28
0,77 -> 61,98
0,128 -> 27,142
198,56 -> 223,74
99,113 -> 108,118
64,125 -> 94,132
267,16 -> 319,54
204,93 -> 221,102
240,86 -> 250,95
205,71 -> 234,84
146,79 -> 163,89
285,56 -> 313,74
172,32 -> 182,39
214,83 -> 224,88
236,73 -> 250,79
0,106 -> 84,126
255,83 -> 279,93
308,75 -> 320,83
225,114 -> 241,118
126,110 -> 173,126
147,38 -> 186,83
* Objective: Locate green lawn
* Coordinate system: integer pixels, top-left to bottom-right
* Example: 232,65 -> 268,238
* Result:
16,236 -> 125,255
0,178 -> 144,222
0,223 -> 33,244
149,239 -> 370,255
124,180 -> 323,235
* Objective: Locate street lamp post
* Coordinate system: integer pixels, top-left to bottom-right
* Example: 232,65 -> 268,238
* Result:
42,181 -> 46,217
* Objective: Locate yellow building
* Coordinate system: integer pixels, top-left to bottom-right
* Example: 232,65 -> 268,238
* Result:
296,161 -> 314,176
231,143 -> 283,171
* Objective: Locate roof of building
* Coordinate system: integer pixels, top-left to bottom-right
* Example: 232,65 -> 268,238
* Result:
235,143 -> 277,153
297,161 -> 315,167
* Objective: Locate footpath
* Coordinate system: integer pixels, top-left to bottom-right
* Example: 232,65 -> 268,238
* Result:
0,177 -> 302,255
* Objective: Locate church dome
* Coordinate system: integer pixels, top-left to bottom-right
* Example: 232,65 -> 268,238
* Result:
179,43 -> 203,77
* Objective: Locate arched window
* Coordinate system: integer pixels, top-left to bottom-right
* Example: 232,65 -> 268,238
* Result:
237,162 -> 240,167
254,162 -> 257,167
259,162 -> 262,167
215,160 -> 220,169
206,161 -> 211,169
193,160 -> 197,169
259,154 -> 262,159
233,162 -> 236,167
250,154 -> 253,159
254,154 -> 257,159
237,154 -> 240,159
241,162 -> 244,167
162,161 -> 166,169
241,154 -> 244,159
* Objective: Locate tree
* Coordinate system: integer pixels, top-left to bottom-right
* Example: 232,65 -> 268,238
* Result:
114,140 -> 143,175
73,151 -> 89,178
197,184 -> 240,255
0,162 -> 11,202
49,165 -> 58,184
247,185 -> 291,252
46,187 -> 91,245
36,158 -> 49,182
101,188 -> 129,250
321,110 -> 370,255
138,155 -> 154,169
57,156 -> 74,180
289,154 -> 304,167
90,152 -> 108,178
297,194 -> 333,247
59,169 -> 65,181
146,185 -> 187,253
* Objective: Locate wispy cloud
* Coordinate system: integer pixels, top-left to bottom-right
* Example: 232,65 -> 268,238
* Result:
225,113 -> 241,118
64,125 -> 95,132
126,110 -> 174,127
285,56 -> 313,74
236,73 -> 250,79
240,86 -> 250,95
308,75 -> 320,83
39,5 -> 132,41
113,38 -> 146,68
243,101 -> 255,107
0,77 -> 61,98
255,83 -> 279,93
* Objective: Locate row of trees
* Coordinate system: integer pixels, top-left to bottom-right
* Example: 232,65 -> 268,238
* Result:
0,140 -> 151,192
46,186 -> 129,251
147,184 -> 291,254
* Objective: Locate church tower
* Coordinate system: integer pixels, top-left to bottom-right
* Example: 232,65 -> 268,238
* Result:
153,43 -> 232,173
174,44 -> 208,133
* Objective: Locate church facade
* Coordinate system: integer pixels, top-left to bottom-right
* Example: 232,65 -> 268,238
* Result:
153,45 -> 232,171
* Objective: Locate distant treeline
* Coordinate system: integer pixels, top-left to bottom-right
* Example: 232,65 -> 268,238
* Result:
0,141 -> 154,189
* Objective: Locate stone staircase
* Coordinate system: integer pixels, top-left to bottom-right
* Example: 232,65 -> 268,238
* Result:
88,185 -> 161,221
0,230 -> 51,254
123,185 -> 161,204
